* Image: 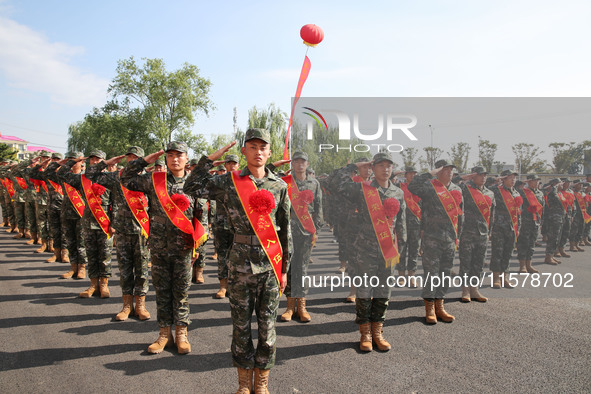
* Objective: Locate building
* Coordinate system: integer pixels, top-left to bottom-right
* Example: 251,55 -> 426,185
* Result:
0,133 -> 55,160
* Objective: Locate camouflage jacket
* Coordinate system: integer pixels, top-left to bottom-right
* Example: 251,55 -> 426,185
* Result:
288,174 -> 323,237
519,187 -> 545,226
408,173 -> 464,243
562,189 -> 574,218
460,180 -> 496,236
490,185 -> 521,233
544,186 -> 566,223
28,164 -> 49,206
42,162 -> 65,210
183,157 -> 291,273
396,181 -> 422,229
11,161 -> 37,203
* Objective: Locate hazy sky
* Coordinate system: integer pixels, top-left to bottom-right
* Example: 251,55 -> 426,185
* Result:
0,0 -> 589,165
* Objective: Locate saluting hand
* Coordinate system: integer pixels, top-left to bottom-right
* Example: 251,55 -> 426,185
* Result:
208,141 -> 237,161
461,173 -> 477,181
272,159 -> 291,168
144,150 -> 165,164
355,161 -> 372,171
212,160 -> 225,167
105,155 -> 125,167
430,167 -> 443,176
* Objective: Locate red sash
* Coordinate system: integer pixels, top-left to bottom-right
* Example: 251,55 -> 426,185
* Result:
64,182 -> 85,217
152,172 -> 207,250
431,179 -> 461,240
282,175 -> 316,235
31,179 -> 41,193
499,186 -> 520,240
120,172 -> 150,237
231,170 -> 283,290
81,175 -> 111,236
575,192 -> 591,224
47,179 -> 63,196
524,188 -> 543,221
400,182 -> 421,220
15,177 -> 27,190
361,182 -> 399,268
558,191 -> 569,212
466,185 -> 492,227
5,179 -> 15,198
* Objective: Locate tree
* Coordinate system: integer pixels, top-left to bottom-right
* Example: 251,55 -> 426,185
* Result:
512,143 -> 546,174
477,138 -> 497,173
108,57 -> 214,148
421,146 -> 443,170
0,143 -> 18,161
246,103 -> 288,164
550,141 -> 591,174
448,142 -> 471,173
400,147 -> 419,169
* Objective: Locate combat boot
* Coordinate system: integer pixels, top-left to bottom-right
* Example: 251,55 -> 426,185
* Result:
435,299 -> 455,322
253,368 -> 270,394
461,286 -> 471,302
544,254 -> 558,265
147,326 -> 174,354
525,259 -> 539,274
337,260 -> 346,273
492,272 -> 502,288
280,297 -> 296,321
345,286 -> 356,303
23,229 -> 31,239
215,278 -> 228,299
135,295 -> 151,320
25,232 -> 36,245
13,229 -> 24,239
76,264 -> 86,279
115,295 -> 134,321
296,298 -> 311,322
46,248 -> 60,263
99,277 -> 110,298
558,247 -> 571,258
371,322 -> 391,351
236,367 -> 253,394
359,323 -> 373,351
2,218 -> 7,227
46,239 -> 54,253
469,286 -> 488,302
9,223 -> 17,233
502,273 -> 515,289
35,239 -> 47,253
584,238 -> 591,246
424,299 -> 437,324
79,278 -> 99,298
408,270 -> 417,288
193,267 -> 204,284
518,259 -> 527,273
576,243 -> 585,252
61,263 -> 77,279
175,325 -> 191,354
61,249 -> 70,263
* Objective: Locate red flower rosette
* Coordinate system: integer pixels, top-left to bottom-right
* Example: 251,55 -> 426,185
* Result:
249,189 -> 276,215
383,197 -> 400,218
484,195 -> 492,207
352,175 -> 364,183
528,205 -> 541,214
171,193 -> 190,211
585,195 -> 591,203
514,195 -> 523,207
300,189 -> 314,205
450,190 -> 463,206
91,183 -> 106,196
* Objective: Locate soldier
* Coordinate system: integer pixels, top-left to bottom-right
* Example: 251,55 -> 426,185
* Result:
86,146 -> 151,321
28,151 -> 52,253
10,159 -> 35,240
191,198 -> 209,284
42,153 -> 67,263
557,178 -> 574,258
121,141 -> 203,355
19,158 -> 40,245
569,180 -> 589,251
516,174 -> 544,273
0,159 -> 11,227
153,158 -> 166,173
277,151 -> 323,323
458,166 -> 495,302
584,182 -> 591,246
408,159 -> 463,324
183,129 -> 291,393
58,150 -> 114,297
543,178 -> 566,265
333,153 -> 405,351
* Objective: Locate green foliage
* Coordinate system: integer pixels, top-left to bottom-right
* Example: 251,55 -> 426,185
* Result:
246,103 -> 288,164
550,141 -> 591,174
448,142 -> 471,173
0,143 -> 18,161
477,138 -> 497,173
420,147 -> 443,171
512,142 -> 547,174
400,147 -> 419,169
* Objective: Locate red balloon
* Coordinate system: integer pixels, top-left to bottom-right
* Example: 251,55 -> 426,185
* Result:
300,24 -> 324,47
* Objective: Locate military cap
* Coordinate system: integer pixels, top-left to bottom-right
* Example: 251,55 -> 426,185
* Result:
548,178 -> 562,185
372,152 -> 394,165
225,154 -> 239,163
189,158 -> 199,166
292,151 -> 308,161
500,169 -> 518,177
165,141 -> 188,153
572,179 -> 582,184
471,166 -> 487,175
485,177 -> 498,187
434,159 -> 456,169
515,180 -> 524,187
526,174 -> 541,181
355,157 -> 370,163
51,152 -> 63,159
306,168 -> 315,175
126,146 -> 145,157
39,150 -> 51,158
155,158 -> 165,166
560,177 -> 571,182
583,182 -> 591,187
452,175 -> 463,184
216,165 -> 225,171
65,151 -> 83,159
88,149 -> 106,159
405,166 -> 417,173
244,128 -> 271,144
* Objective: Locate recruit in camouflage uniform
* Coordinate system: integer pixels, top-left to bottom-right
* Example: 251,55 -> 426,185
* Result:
28,152 -> 52,253
516,174 -> 545,273
86,146 -> 151,321
58,150 -> 114,298
0,160 -> 17,230
396,166 -> 422,288
183,129 -> 291,393
334,153 -> 406,352
584,181 -> 591,245
568,180 -> 588,251
408,159 -> 463,324
15,158 -> 39,244
458,167 -> 495,303
191,197 -> 209,284
557,178 -> 574,258
9,160 -> 33,240
543,178 -> 566,265
121,141 -> 201,355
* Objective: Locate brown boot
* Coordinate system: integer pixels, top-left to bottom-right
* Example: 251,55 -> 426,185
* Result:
296,298 -> 311,322
408,270 -> 417,288
115,295 -> 134,321
79,278 -> 99,298
23,229 -> 31,239
35,239 -> 47,253
193,267 -> 204,284
359,323 -> 373,351
253,368 -> 270,394
147,326 -> 174,354
135,295 -> 151,320
558,247 -> 571,258
461,286 -> 471,302
236,368 -> 253,394
212,252 -> 218,260
8,223 -> 17,233
25,232 -> 36,244
576,243 -> 585,252
99,277 -> 110,298
552,256 -> 562,264
175,325 -> 191,354
518,259 -> 527,273
569,242 -> 579,252
46,239 -> 54,253
61,263 -> 77,279
469,286 -> 488,302
585,239 -> 591,246
434,299 -> 455,322
13,229 -> 24,239
345,287 -> 356,303
61,249 -> 70,263
492,272 -> 502,288
525,259 -> 539,274
46,248 -> 60,263
544,254 -> 558,265
424,299 -> 437,324
76,264 -> 86,279
502,273 -> 515,289
215,278 -> 228,299
337,260 -> 347,273
371,322 -> 391,351
280,297 -> 296,321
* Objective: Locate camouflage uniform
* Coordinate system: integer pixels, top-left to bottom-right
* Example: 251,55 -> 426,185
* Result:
544,181 -> 566,256
489,181 -> 521,274
183,135 -> 291,371
11,161 -> 37,234
334,158 -> 406,324
327,167 -> 357,265
558,182 -> 574,249
397,175 -> 422,273
28,159 -> 51,242
43,158 -> 66,251
191,198 -> 209,271
517,180 -> 545,261
569,182 -> 586,244
0,163 -> 16,226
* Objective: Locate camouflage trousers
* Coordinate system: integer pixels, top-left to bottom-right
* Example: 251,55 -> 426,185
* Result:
229,269 -> 279,370
559,215 -> 572,248
490,227 -> 516,273
585,221 -> 591,240
213,227 -> 233,279
192,239 -> 208,269
14,201 -> 25,231
115,233 -> 149,296
284,231 -> 314,298
458,232 -> 488,280
36,203 -> 49,240
516,221 -> 540,260
569,214 -> 584,243
84,228 -> 112,279
63,217 -> 87,265
0,191 -> 8,221
397,225 -> 421,272
545,218 -> 564,255
151,249 -> 192,327
25,199 -> 37,233
354,245 -> 394,324
420,235 -> 456,299
48,206 -> 63,249
3,194 -> 14,223
334,221 -> 353,262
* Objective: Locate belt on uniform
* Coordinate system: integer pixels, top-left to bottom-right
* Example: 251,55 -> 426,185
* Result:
233,234 -> 260,246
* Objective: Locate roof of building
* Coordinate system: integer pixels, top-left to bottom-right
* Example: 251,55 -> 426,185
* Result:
0,134 -> 28,143
26,146 -> 57,153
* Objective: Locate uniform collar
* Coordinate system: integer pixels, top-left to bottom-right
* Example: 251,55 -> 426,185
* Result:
240,166 -> 278,181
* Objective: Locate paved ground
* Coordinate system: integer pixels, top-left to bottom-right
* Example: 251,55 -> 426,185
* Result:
0,226 -> 590,393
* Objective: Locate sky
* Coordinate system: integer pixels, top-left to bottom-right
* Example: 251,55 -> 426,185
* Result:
0,0 -> 590,166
